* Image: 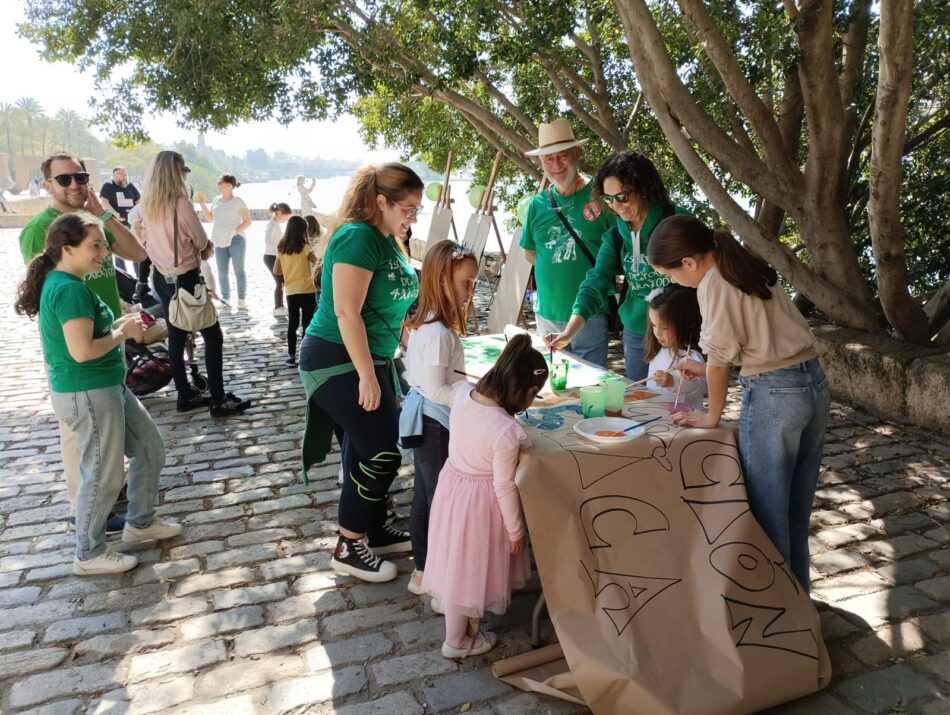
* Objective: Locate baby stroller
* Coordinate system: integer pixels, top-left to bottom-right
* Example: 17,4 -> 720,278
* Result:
124,307 -> 209,398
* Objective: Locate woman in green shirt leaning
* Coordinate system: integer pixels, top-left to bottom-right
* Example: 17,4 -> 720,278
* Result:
15,213 -> 180,576
299,164 -> 422,583
545,151 -> 690,380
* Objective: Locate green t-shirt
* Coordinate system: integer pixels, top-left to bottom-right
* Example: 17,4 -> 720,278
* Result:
40,271 -> 125,392
20,207 -> 122,319
306,222 -> 419,358
519,182 -> 617,322
572,203 -> 691,335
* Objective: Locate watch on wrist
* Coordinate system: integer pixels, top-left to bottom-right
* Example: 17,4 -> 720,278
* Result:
99,210 -> 114,223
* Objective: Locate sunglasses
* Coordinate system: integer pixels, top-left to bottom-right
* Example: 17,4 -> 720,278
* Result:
601,192 -> 632,205
396,201 -> 424,218
51,172 -> 90,187
183,166 -> 192,174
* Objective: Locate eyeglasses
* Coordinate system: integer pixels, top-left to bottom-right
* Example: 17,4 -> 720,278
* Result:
51,172 -> 90,187
601,192 -> 632,205
183,166 -> 192,174
396,201 -> 424,218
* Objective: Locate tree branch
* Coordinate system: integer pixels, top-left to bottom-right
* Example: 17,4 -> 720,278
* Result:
473,69 -> 537,137
612,0 -> 794,207
677,0 -> 795,176
785,0 -> 849,197
903,112 -> 950,155
868,0 -> 930,344
839,0 -> 872,140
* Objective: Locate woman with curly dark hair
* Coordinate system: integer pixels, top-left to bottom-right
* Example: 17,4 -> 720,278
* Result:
544,151 -> 690,379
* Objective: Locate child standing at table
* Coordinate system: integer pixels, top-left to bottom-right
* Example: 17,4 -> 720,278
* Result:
273,216 -> 317,365
647,215 -> 829,591
644,285 -> 707,410
423,334 -> 548,659
400,241 -> 479,599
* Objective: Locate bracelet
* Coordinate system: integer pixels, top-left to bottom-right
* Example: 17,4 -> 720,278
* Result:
99,210 -> 114,224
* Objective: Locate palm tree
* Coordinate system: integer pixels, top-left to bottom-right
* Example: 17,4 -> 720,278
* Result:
0,103 -> 15,158
15,97 -> 46,155
54,109 -> 81,152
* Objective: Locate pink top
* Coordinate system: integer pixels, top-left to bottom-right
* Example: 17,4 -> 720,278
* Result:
448,382 -> 531,540
142,197 -> 211,275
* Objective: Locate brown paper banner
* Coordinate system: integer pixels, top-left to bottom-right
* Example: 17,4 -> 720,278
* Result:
512,403 -> 831,715
492,643 -> 586,705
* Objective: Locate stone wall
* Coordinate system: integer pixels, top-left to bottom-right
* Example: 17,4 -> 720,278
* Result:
814,325 -> 950,436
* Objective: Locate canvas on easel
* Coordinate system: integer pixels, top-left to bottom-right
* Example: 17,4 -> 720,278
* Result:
464,151 -> 505,334
423,151 -> 458,257
486,227 -> 533,333
485,176 -> 549,334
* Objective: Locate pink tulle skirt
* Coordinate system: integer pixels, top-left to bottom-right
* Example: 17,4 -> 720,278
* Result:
422,461 -> 531,618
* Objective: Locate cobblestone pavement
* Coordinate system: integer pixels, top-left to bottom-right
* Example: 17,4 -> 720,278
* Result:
1,226 -> 949,714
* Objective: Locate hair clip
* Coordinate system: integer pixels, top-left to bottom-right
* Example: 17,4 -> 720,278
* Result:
646,287 -> 665,302
451,244 -> 473,259
532,367 -> 547,375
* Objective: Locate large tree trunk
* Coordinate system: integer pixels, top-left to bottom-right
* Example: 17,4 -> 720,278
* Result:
613,0 -> 881,332
867,0 -> 931,344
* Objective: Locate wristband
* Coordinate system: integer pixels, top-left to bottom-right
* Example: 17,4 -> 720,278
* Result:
99,210 -> 114,224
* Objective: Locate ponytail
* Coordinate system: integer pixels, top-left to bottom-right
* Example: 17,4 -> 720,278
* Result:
477,333 -> 549,414
14,253 -> 57,318
648,215 -> 777,300
712,230 -> 776,300
15,212 -> 103,318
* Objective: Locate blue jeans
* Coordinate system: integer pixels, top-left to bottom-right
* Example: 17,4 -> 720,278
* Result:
50,385 -> 166,560
214,234 -> 247,301
622,328 -> 648,380
738,358 -> 829,591
537,313 -> 609,368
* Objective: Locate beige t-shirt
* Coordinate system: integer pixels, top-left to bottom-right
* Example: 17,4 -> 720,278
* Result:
698,268 -> 817,376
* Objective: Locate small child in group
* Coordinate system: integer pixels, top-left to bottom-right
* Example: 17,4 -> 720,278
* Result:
644,285 -> 707,410
273,215 -> 317,365
648,215 -> 830,591
400,241 -> 479,600
264,202 -> 293,316
422,333 -> 548,659
303,214 -> 327,290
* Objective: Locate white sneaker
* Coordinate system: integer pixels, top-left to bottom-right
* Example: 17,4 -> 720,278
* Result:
238,299 -> 248,310
430,596 -> 444,614
73,549 -> 138,575
408,569 -> 426,595
273,306 -> 287,317
337,466 -> 345,486
122,518 -> 183,544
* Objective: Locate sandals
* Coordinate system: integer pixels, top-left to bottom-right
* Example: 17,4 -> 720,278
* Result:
441,624 -> 498,659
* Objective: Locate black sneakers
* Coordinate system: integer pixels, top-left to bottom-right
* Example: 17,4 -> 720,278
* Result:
367,523 -> 412,556
330,534 -> 397,582
209,393 -> 252,418
177,388 -> 211,412
284,355 -> 297,366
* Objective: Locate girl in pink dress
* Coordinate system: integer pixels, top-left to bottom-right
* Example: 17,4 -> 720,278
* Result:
423,334 -> 549,659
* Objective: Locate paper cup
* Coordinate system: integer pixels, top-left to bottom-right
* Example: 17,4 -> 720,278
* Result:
550,359 -> 569,391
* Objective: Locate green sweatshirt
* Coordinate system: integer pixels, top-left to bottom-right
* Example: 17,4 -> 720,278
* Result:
572,203 -> 691,336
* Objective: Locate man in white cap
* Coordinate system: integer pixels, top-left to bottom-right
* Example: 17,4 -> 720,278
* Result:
520,118 -> 616,366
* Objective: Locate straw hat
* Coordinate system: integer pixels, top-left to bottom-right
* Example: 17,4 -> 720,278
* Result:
525,118 -> 590,156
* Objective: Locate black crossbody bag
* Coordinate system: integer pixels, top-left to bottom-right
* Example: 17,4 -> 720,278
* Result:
549,189 -> 623,334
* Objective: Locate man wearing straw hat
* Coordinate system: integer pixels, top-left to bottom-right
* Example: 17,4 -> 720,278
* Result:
520,118 -> 616,367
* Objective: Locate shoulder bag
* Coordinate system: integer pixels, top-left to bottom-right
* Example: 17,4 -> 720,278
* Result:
167,203 -> 218,332
549,189 -> 623,334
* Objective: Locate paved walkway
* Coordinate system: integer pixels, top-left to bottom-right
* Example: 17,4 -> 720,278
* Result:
1,226 -> 948,714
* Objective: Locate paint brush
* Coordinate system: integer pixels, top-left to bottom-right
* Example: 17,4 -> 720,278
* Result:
624,375 -> 652,390
453,370 -> 480,380
624,415 -> 662,433
671,333 -> 692,411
